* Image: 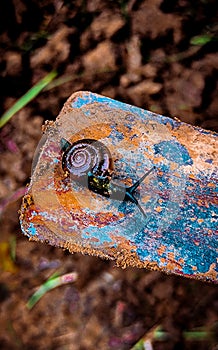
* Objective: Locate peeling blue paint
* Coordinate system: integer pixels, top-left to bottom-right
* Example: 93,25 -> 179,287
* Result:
154,140 -> 193,166
28,222 -> 37,236
82,225 -> 114,245
109,126 -> 124,143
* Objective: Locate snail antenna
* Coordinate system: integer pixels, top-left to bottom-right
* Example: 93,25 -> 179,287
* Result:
128,166 -> 155,194
125,166 -> 155,217
60,138 -> 71,152
136,202 -> 147,218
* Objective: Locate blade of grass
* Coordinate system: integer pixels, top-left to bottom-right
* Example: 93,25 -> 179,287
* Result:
26,271 -> 78,310
183,330 -> 213,341
0,70 -> 57,128
190,34 -> 214,46
130,325 -> 164,350
131,324 -> 215,349
44,69 -> 117,91
43,74 -> 75,91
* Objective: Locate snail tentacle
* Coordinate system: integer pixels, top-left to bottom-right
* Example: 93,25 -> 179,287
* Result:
60,138 -> 71,152
109,168 -> 155,217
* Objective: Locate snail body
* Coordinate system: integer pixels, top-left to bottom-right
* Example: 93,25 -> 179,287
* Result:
61,138 -> 153,216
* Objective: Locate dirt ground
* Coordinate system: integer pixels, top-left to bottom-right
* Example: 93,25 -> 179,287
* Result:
0,1 -> 218,349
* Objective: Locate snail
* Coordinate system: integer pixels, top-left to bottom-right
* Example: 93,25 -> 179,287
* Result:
61,138 -> 154,217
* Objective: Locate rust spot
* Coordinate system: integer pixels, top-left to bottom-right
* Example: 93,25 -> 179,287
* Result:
155,206 -> 162,213
157,245 -> 166,256
208,182 -> 216,188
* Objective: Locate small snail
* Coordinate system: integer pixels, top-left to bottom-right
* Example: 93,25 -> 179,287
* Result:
61,138 -> 154,217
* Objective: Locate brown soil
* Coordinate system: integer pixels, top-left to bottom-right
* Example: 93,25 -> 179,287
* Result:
0,1 -> 217,349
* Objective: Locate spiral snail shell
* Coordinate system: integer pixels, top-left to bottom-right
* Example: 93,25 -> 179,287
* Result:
61,138 -> 154,216
61,138 -> 113,195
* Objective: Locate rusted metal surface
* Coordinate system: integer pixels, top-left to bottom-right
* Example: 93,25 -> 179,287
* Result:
20,91 -> 218,282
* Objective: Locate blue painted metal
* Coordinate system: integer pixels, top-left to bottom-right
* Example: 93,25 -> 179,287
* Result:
20,91 -> 218,282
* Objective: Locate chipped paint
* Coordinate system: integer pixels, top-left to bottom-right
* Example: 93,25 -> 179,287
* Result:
20,91 -> 218,283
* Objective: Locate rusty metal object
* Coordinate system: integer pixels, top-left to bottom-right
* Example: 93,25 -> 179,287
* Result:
20,91 -> 218,283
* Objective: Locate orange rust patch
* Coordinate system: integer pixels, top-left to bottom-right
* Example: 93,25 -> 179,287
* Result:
190,217 -> 196,221
88,237 -> 100,243
42,120 -> 55,133
170,163 -> 178,171
68,123 -> 112,143
166,258 -> 182,271
160,257 -> 166,264
157,245 -> 166,256
198,263 -> 218,281
167,252 -> 175,261
178,258 -> 184,265
208,182 -> 216,188
155,206 -> 162,213
110,234 -> 137,252
197,199 -> 209,208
